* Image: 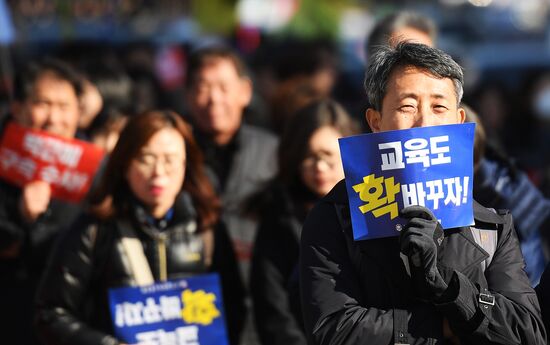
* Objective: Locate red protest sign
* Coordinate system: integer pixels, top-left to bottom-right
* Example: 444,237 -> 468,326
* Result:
0,122 -> 105,203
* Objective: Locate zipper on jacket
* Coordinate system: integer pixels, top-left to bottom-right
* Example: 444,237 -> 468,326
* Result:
157,233 -> 168,282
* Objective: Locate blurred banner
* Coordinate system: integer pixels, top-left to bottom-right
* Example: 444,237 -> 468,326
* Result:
0,0 -> 14,44
0,122 -> 104,203
109,274 -> 229,345
339,123 -> 475,241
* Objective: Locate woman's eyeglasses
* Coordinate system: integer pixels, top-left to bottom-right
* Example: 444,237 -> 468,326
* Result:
301,153 -> 340,170
133,153 -> 184,175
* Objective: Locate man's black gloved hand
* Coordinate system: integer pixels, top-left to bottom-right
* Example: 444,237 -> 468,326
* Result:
399,205 -> 448,302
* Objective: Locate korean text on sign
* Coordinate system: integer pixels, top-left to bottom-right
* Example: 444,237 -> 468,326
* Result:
339,123 -> 475,241
109,273 -> 229,345
0,122 -> 104,203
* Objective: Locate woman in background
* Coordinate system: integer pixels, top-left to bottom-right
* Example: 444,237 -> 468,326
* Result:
35,110 -> 245,345
250,99 -> 359,345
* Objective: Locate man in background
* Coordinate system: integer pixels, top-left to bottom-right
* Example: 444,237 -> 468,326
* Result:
365,11 -> 436,62
300,42 -> 545,344
0,58 -> 84,345
184,46 -> 278,344
365,10 -> 550,285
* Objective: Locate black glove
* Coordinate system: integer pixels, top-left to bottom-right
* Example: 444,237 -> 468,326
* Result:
399,205 -> 447,302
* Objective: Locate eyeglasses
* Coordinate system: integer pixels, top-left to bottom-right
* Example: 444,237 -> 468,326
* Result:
133,153 -> 184,175
301,153 -> 341,170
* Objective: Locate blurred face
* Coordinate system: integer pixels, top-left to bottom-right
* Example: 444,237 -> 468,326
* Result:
300,126 -> 345,197
366,65 -> 465,132
13,72 -> 80,138
389,27 -> 433,47
79,80 -> 103,130
186,58 -> 252,145
91,117 -> 128,153
126,127 -> 186,218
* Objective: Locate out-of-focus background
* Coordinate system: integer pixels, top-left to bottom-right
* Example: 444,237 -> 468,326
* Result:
2,2 -> 550,344
2,0 -> 550,182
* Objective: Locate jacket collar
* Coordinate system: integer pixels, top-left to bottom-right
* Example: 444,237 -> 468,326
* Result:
473,200 -> 504,225
127,192 -> 197,232
324,179 -> 348,204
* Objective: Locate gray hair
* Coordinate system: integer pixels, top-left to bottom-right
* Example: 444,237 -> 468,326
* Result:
364,42 -> 464,111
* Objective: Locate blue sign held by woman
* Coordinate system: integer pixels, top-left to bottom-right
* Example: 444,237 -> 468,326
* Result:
109,273 -> 229,345
339,123 -> 475,240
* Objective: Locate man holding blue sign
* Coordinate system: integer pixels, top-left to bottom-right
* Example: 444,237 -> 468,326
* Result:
339,122 -> 476,241
300,42 -> 546,345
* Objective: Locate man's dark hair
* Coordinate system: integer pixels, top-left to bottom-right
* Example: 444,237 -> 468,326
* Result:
366,11 -> 437,61
364,42 -> 464,112
13,58 -> 83,102
85,62 -> 133,136
185,45 -> 249,88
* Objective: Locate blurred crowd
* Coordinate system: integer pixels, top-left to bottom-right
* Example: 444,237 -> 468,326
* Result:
0,5 -> 550,345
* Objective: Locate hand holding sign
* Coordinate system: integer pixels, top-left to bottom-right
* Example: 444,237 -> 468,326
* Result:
0,123 -> 105,203
399,205 -> 448,302
19,180 -> 51,222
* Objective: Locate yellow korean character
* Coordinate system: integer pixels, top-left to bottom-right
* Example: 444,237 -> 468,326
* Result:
353,174 -> 401,219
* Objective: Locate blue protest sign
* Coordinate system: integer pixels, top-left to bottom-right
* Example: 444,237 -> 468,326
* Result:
108,273 -> 229,345
339,123 -> 475,241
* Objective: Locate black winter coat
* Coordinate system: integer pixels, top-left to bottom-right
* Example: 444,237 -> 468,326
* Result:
0,178 -> 82,345
196,124 -> 279,285
535,264 -> 550,334
250,184 -> 307,345
35,194 -> 246,345
300,180 -> 546,345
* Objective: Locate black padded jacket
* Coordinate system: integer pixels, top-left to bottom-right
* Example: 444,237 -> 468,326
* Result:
300,180 -> 546,345
35,193 -> 246,345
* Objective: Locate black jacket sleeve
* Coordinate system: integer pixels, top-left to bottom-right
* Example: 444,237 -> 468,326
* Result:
535,263 -> 550,334
0,180 -> 82,269
251,218 -> 306,345
34,216 -> 119,345
0,181 -> 26,251
299,201 -> 442,345
211,221 -> 247,345
435,213 -> 547,345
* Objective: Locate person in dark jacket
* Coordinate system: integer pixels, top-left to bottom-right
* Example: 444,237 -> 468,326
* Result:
250,99 -> 359,345
535,262 -> 550,335
35,110 -> 246,345
184,45 -> 278,345
0,58 -> 85,345
184,45 -> 278,286
464,105 -> 550,285
300,42 -> 546,345
366,10 -> 549,286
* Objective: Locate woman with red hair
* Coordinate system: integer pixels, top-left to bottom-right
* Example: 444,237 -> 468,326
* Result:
35,110 -> 245,345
